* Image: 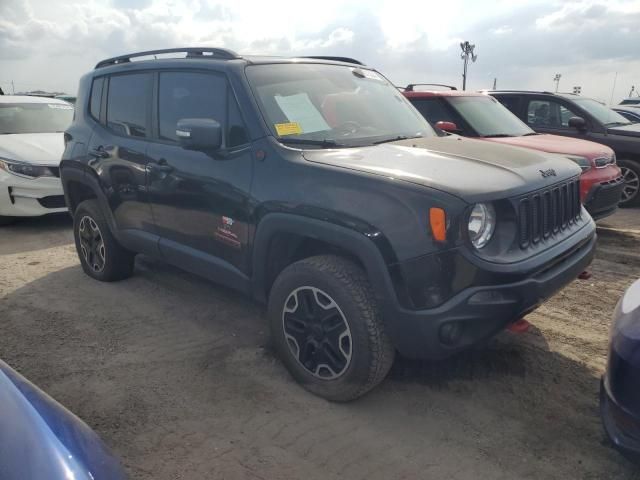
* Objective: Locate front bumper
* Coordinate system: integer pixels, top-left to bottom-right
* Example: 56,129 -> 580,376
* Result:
0,170 -> 66,217
381,222 -> 596,359
601,378 -> 640,464
584,176 -> 625,220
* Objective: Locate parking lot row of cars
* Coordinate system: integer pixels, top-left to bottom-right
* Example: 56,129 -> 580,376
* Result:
1,49 -> 639,478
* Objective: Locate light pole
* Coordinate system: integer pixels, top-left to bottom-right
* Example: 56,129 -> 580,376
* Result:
553,73 -> 562,93
460,41 -> 477,91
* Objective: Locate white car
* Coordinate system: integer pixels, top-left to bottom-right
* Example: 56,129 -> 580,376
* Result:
0,95 -> 73,225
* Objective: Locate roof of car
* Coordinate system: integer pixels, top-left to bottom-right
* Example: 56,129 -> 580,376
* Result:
93,48 -> 367,70
0,95 -> 71,105
403,90 -> 485,99
486,90 -> 585,99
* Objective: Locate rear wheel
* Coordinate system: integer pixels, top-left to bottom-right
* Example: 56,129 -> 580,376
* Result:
73,199 -> 135,281
618,159 -> 640,207
268,255 -> 395,402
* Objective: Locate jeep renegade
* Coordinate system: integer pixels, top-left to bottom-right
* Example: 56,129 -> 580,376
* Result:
61,48 -> 596,401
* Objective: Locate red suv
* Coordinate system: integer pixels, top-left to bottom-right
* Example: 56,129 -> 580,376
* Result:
403,84 -> 623,219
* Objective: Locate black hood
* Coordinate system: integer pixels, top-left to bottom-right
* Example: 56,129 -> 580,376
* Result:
302,135 -> 581,203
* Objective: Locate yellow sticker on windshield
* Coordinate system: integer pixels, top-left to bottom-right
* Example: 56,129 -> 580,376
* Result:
275,122 -> 302,136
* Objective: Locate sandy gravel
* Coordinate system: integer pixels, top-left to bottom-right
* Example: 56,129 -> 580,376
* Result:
1,212 -> 639,480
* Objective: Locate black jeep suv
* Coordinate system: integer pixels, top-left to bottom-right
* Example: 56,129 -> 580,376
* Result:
61,48 -> 596,401
490,90 -> 640,207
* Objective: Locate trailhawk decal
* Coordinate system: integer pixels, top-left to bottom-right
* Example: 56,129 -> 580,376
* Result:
214,215 -> 241,249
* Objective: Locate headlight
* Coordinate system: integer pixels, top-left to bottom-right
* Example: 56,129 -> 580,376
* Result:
595,153 -> 616,168
0,159 -> 57,178
468,203 -> 496,249
566,155 -> 591,172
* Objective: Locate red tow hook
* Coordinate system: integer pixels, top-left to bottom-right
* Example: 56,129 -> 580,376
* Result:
578,270 -> 592,280
507,318 -> 530,333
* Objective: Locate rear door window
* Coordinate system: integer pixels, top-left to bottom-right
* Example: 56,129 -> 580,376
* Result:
106,73 -> 151,137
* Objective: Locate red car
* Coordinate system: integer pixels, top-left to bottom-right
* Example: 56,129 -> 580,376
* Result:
403,85 -> 623,219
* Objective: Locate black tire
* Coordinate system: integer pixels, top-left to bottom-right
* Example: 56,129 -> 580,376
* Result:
268,255 -> 395,402
618,159 -> 640,207
0,216 -> 17,226
73,199 -> 135,281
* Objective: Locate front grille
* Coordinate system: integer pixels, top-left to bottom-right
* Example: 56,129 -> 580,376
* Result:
38,195 -> 66,209
517,178 -> 581,248
49,166 -> 61,178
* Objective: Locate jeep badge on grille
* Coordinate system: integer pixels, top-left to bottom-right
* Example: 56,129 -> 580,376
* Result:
539,168 -> 557,178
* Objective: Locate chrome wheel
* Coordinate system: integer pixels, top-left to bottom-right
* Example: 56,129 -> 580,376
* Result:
78,216 -> 105,273
282,286 -> 352,380
620,165 -> 640,204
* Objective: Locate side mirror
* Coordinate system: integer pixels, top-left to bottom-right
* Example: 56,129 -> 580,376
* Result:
568,116 -> 587,131
435,121 -> 458,133
176,118 -> 222,151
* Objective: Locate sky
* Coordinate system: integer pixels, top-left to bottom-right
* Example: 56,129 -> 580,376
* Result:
1,0 -> 639,104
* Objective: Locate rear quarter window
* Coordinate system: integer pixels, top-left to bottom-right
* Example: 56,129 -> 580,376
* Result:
89,77 -> 104,120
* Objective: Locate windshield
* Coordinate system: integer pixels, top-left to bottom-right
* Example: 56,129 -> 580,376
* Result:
572,98 -> 631,126
245,63 -> 434,147
0,103 -> 74,134
447,96 -> 533,137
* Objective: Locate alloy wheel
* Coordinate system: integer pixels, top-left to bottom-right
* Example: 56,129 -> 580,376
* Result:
78,216 -> 106,273
282,286 -> 352,380
620,165 -> 640,204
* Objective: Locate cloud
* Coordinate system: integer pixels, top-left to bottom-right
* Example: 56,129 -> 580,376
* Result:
0,0 -> 638,103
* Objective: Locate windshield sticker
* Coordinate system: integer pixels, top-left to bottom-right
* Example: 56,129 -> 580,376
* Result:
274,93 -> 330,134
275,122 -> 303,136
48,104 -> 73,110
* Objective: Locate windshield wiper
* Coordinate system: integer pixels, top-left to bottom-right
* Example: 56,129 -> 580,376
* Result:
373,135 -> 423,145
483,134 -> 514,138
278,137 -> 345,148
522,132 -> 539,136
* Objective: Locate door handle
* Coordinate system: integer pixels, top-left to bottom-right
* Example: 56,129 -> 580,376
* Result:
88,146 -> 110,159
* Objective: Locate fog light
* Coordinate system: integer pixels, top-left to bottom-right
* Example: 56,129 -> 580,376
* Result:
439,321 -> 463,346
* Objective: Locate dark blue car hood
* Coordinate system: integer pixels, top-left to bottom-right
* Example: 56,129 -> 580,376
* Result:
0,360 -> 126,480
608,122 -> 640,138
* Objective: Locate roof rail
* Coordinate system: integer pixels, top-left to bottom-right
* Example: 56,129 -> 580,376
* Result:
95,47 -> 241,69
301,56 -> 365,66
405,83 -> 457,92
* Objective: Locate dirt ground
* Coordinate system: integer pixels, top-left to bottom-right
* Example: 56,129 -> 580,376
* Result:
1,211 -> 640,480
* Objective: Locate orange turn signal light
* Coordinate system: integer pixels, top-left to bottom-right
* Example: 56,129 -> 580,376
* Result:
429,207 -> 447,242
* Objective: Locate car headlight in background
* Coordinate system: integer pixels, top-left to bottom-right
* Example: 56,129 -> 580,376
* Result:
0,159 -> 57,178
468,203 -> 496,249
566,155 -> 591,172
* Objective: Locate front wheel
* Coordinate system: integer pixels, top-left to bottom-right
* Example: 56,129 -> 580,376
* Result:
73,199 -> 135,281
618,159 -> 640,207
268,255 -> 395,402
